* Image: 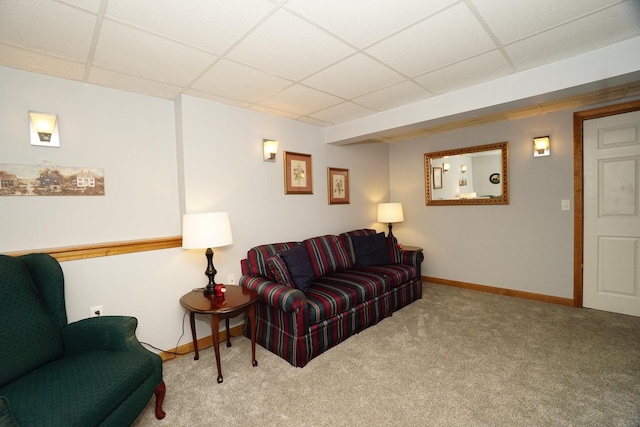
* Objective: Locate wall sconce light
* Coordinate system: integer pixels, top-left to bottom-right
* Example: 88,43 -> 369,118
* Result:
263,139 -> 279,162
29,111 -> 60,147
533,136 -> 550,157
443,163 -> 450,173
460,165 -> 467,173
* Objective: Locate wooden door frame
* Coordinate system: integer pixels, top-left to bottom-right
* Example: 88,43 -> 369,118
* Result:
573,99 -> 640,307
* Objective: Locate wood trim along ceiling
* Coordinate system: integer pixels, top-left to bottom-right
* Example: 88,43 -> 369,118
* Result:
5,236 -> 182,262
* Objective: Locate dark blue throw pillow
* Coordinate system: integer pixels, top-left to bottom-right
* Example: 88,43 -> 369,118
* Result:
351,232 -> 391,267
279,243 -> 315,293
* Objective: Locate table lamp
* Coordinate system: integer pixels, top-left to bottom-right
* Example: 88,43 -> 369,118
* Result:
182,212 -> 233,295
377,202 -> 404,238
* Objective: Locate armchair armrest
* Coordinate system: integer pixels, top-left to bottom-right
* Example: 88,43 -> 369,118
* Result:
240,275 -> 306,313
0,397 -> 18,426
62,315 -> 145,356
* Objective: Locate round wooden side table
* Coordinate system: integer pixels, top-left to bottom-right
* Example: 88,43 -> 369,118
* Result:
179,285 -> 258,383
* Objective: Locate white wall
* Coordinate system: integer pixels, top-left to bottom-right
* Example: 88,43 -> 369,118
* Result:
0,66 -> 391,351
389,111 -> 575,298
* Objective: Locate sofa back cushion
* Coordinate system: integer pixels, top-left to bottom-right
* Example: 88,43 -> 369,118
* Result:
341,229 -> 377,264
351,232 -> 391,267
304,235 -> 352,277
246,242 -> 300,280
268,244 -> 315,293
0,255 -> 64,387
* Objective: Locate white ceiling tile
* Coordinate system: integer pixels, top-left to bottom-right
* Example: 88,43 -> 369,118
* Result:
249,104 -> 301,120
257,84 -> 342,116
309,102 -> 375,124
60,0 -> 102,13
302,54 -> 405,99
105,0 -> 275,54
88,67 -> 183,99
0,0 -> 96,62
285,0 -> 457,48
505,2 -> 640,71
191,60 -> 293,103
93,20 -> 216,86
471,0 -> 628,44
184,89 -> 253,109
227,9 -> 355,81
366,3 -> 496,77
415,50 -> 513,94
353,81 -> 433,111
0,44 -> 86,81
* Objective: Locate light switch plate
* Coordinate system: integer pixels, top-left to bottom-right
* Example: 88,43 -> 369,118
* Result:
561,199 -> 570,211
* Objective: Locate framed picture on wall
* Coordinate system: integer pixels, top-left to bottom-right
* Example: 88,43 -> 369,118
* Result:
433,166 -> 443,189
328,167 -> 349,204
284,151 -> 313,194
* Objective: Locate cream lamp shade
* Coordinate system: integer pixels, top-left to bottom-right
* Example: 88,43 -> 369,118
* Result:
182,212 -> 233,294
377,203 -> 404,224
182,212 -> 233,249
377,203 -> 404,238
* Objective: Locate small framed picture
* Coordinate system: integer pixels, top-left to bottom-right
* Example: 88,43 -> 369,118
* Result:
328,167 -> 349,204
433,167 -> 443,189
284,151 -> 313,194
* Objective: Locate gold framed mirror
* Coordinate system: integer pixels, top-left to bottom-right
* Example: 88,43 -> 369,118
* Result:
424,141 -> 509,206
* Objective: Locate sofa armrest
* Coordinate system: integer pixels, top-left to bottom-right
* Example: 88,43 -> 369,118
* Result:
240,275 -> 306,313
399,249 -> 424,269
62,315 -> 145,356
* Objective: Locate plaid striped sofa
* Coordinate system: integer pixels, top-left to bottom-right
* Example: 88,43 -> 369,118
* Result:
239,229 -> 424,368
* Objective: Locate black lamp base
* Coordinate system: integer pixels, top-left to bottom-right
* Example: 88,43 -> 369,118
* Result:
203,247 -> 217,294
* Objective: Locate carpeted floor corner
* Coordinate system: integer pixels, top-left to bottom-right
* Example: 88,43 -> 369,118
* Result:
133,283 -> 640,427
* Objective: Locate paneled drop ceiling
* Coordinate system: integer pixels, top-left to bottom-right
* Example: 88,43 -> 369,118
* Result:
1,0 -> 640,139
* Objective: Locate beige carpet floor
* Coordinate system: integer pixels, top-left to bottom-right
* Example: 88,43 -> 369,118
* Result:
133,283 -> 640,427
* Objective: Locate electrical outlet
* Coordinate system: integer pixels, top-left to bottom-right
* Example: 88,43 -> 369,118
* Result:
90,305 -> 103,317
561,199 -> 571,211
228,274 -> 235,285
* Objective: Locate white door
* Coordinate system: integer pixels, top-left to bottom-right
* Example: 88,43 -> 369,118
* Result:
583,110 -> 640,316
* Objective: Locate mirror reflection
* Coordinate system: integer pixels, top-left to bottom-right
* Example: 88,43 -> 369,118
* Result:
424,141 -> 509,205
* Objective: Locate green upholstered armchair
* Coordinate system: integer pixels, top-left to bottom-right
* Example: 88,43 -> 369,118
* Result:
0,253 -> 165,426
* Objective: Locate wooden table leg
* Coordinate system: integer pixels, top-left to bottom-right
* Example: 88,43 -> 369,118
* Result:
249,304 -> 258,367
210,314 -> 223,383
225,318 -> 231,348
189,311 -> 199,360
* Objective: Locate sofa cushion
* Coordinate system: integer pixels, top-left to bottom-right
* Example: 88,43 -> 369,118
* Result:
246,242 -> 300,280
341,228 -> 377,264
268,244 -> 315,293
0,256 -> 63,387
304,235 -> 352,277
351,232 -> 391,267
355,264 -> 417,288
0,350 -> 154,427
306,270 -> 389,324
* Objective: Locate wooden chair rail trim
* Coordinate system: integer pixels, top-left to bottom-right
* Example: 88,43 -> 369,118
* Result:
423,276 -> 574,307
5,236 -> 182,262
